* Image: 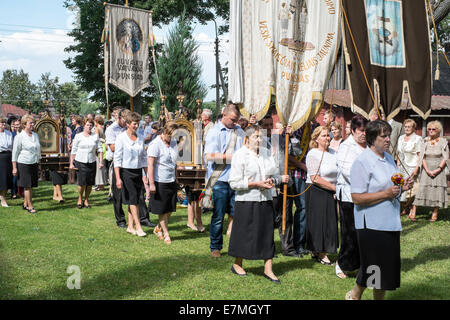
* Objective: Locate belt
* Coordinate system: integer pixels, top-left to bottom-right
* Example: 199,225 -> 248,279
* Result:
0,150 -> 12,154
425,154 -> 442,159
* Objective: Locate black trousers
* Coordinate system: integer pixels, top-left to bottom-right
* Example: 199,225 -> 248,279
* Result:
112,167 -> 149,225
274,196 -> 295,254
337,201 -> 360,272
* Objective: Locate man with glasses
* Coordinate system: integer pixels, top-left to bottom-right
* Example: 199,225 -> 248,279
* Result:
204,104 -> 244,257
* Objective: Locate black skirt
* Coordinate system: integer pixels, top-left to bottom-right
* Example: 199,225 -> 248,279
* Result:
305,184 -> 338,254
120,168 -> 144,205
228,201 -> 275,260
17,162 -> 38,188
74,160 -> 96,186
0,152 -> 12,190
150,181 -> 177,214
356,228 -> 401,291
50,171 -> 67,186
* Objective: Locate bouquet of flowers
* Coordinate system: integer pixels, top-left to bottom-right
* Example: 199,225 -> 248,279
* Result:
391,173 -> 404,187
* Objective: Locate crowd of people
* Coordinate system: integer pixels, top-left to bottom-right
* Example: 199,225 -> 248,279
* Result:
0,103 -> 448,299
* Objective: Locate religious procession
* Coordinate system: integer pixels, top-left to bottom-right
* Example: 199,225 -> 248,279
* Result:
0,0 -> 449,303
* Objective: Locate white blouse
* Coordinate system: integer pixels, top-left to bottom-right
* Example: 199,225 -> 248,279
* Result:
229,145 -> 281,202
71,133 -> 102,164
305,148 -> 337,184
0,130 -> 13,152
147,136 -> 178,183
397,133 -> 422,168
12,131 -> 41,164
114,131 -> 147,169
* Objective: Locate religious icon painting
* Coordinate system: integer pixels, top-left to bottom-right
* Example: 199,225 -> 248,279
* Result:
365,0 -> 406,68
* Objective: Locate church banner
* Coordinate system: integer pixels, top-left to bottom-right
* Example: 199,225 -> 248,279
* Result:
229,0 -> 341,131
342,0 -> 432,120
104,4 -> 152,97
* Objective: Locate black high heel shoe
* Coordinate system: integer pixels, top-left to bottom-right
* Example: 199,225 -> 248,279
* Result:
231,265 -> 247,277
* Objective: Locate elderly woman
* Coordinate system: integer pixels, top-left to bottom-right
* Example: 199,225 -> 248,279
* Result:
228,125 -> 289,283
114,112 -> 148,237
70,119 -> 102,209
305,126 -> 338,265
329,121 -> 343,152
12,115 -> 41,214
413,121 -> 448,222
346,120 -> 414,300
0,118 -> 13,207
147,122 -> 179,244
397,119 -> 422,221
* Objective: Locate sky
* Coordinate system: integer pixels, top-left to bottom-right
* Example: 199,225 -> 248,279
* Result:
0,0 -> 228,102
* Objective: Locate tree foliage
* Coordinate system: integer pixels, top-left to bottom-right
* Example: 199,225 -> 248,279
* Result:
0,69 -> 38,110
63,0 -> 229,113
152,14 -> 207,117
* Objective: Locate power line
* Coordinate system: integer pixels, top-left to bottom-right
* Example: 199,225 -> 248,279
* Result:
0,36 -> 74,44
0,23 -> 71,31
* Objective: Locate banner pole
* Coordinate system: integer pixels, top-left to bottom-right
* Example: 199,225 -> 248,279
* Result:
124,0 -> 134,112
282,131 -> 289,235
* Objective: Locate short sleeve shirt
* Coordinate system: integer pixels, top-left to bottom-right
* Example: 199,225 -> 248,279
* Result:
350,148 -> 402,231
147,136 -> 178,183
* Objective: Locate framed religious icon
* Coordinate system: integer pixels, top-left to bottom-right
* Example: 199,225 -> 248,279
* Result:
35,114 -> 60,154
173,119 -> 196,167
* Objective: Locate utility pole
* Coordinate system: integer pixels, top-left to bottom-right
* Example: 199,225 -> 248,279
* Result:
214,19 -> 220,117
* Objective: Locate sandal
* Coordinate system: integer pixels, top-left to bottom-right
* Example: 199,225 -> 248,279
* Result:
408,213 -> 416,222
136,230 -> 147,237
345,290 -> 356,300
27,207 -> 37,214
126,228 -> 137,235
164,235 -> 172,244
22,204 -> 29,210
186,224 -> 198,231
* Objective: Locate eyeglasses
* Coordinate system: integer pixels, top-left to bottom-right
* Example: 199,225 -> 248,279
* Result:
428,128 -> 437,131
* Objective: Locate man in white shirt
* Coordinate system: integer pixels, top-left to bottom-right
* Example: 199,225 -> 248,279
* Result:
335,115 -> 368,279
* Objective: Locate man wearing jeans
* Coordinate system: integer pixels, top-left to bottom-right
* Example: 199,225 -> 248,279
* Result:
204,104 -> 244,257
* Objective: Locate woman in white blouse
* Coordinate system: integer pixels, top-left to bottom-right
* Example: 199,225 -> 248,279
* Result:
70,119 -> 102,209
305,126 -> 338,265
114,112 -> 148,237
12,115 -> 41,214
147,122 -> 179,244
0,118 -> 13,207
396,119 -> 422,221
228,125 -> 289,284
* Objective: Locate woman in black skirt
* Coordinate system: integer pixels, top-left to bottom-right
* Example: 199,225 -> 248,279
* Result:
0,118 -> 13,207
12,115 -> 41,214
50,170 -> 66,203
114,112 -> 148,237
304,126 -> 338,266
228,125 -> 289,283
346,120 -> 414,300
147,122 -> 179,244
70,119 -> 103,209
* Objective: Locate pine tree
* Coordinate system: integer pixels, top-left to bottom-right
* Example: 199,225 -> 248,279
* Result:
152,13 -> 207,118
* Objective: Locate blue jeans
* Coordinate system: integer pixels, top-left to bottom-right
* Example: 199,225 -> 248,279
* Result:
210,181 -> 235,251
292,176 -> 307,251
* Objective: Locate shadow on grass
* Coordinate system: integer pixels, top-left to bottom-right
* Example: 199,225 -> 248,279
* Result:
402,244 -> 450,273
389,274 -> 450,299
0,243 -> 18,299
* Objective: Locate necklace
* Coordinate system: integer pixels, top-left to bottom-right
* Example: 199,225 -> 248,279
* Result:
430,137 -> 439,146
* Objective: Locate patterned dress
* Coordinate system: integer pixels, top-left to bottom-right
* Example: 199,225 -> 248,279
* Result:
397,134 -> 422,201
413,137 -> 449,208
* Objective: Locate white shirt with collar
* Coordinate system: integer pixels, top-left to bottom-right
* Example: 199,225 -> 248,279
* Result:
0,130 -> 13,152
105,121 -> 126,161
71,133 -> 102,164
229,145 -> 280,202
147,135 -> 178,183
114,131 -> 148,169
336,135 -> 368,202
12,131 -> 41,164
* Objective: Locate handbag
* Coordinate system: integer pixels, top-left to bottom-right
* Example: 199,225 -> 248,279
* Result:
200,130 -> 238,209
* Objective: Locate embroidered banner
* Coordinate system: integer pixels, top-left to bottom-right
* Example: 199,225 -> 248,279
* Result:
229,0 -> 341,131
342,0 -> 432,120
104,4 -> 152,97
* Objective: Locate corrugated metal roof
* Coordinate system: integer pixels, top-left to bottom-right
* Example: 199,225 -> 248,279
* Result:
324,90 -> 450,111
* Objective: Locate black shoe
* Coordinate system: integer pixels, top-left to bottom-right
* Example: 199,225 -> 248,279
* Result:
77,204 -> 83,209
263,274 -> 281,284
296,247 -> 310,255
107,196 -> 113,203
140,220 -> 157,228
283,251 -> 303,258
231,265 -> 247,277
117,223 -> 127,229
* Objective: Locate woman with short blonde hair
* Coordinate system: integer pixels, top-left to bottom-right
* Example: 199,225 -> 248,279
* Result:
330,121 -> 343,152
413,120 -> 448,221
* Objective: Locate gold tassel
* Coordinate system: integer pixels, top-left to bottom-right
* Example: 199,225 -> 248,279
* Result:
435,68 -> 440,81
101,28 -> 105,43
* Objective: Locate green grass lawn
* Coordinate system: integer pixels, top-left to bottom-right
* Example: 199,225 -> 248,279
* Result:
0,182 -> 449,300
